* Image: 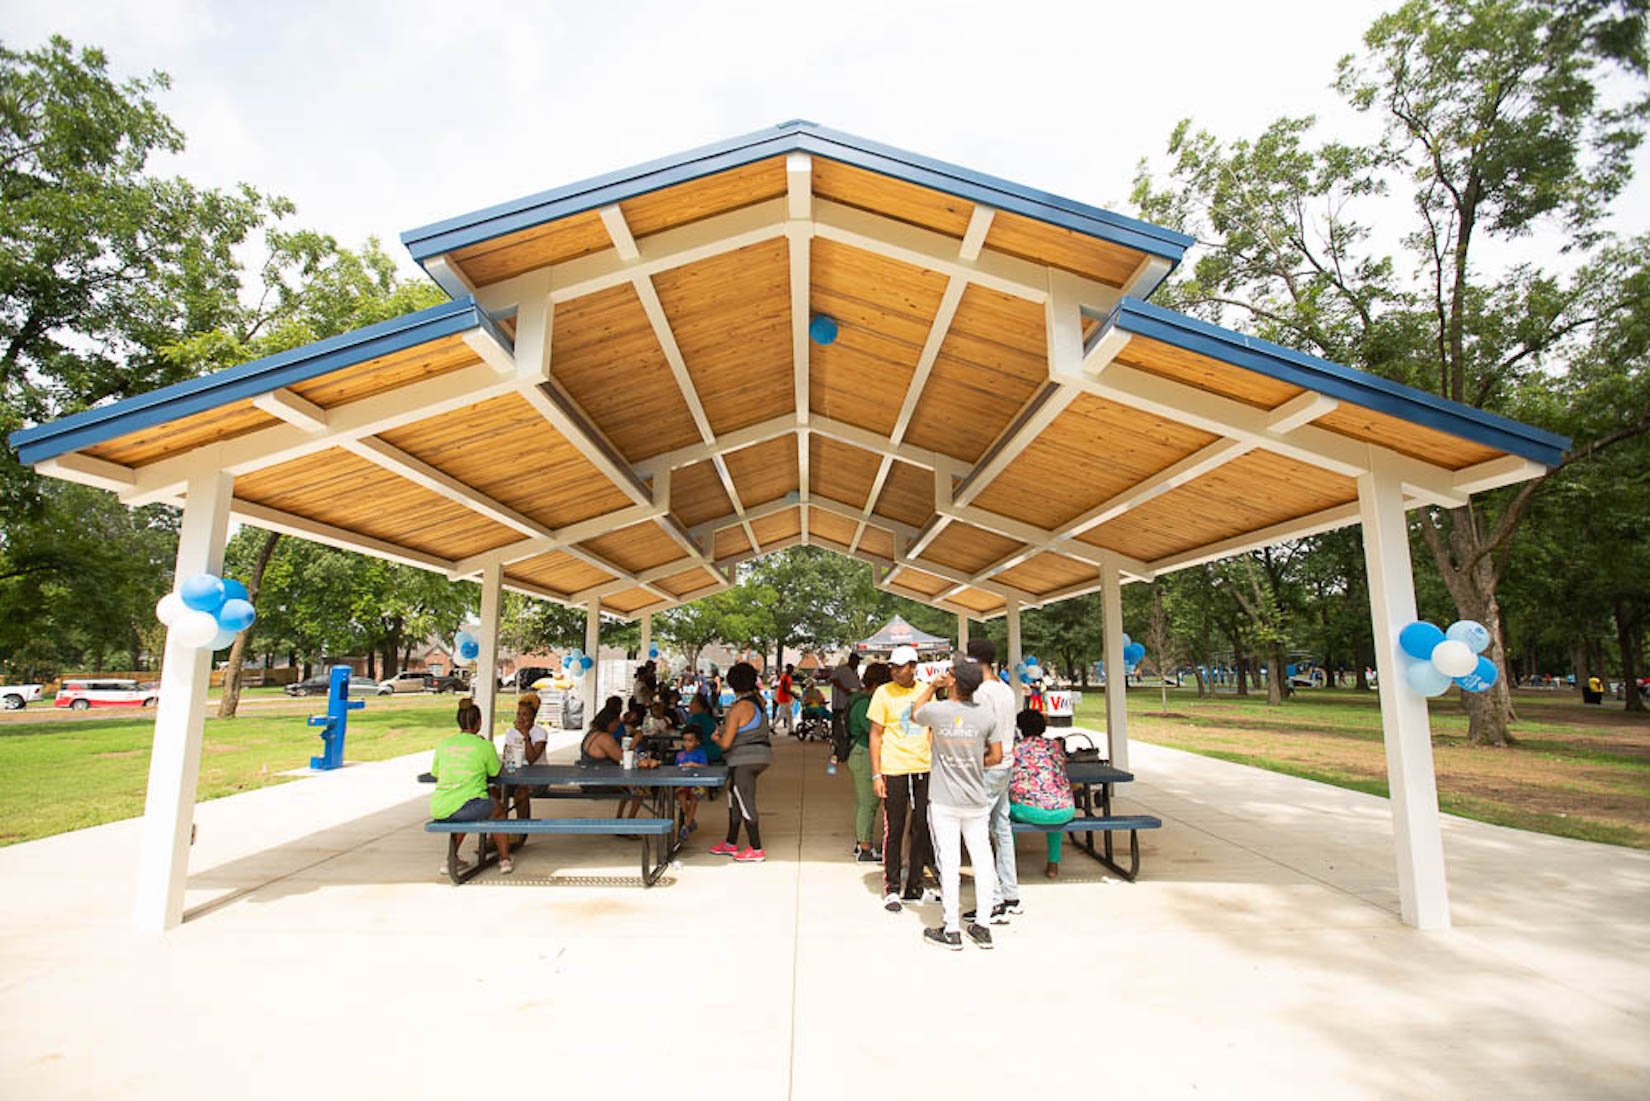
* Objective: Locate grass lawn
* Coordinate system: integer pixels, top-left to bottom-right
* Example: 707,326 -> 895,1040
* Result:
1075,686 -> 1650,849
0,693 -> 460,845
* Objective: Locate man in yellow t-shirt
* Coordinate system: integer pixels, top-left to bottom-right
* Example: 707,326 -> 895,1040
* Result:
869,645 -> 935,911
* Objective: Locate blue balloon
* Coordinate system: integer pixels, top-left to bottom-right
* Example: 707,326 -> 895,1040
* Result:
458,638 -> 480,661
808,314 -> 839,345
1403,658 -> 1452,697
1000,669 -> 1011,683
180,573 -> 226,613
1446,620 -> 1491,655
220,578 -> 250,604
1025,655 -> 1040,667
649,645 -> 659,659
1455,656 -> 1499,693
1019,672 -> 1031,684
580,655 -> 594,672
1124,642 -> 1146,666
216,598 -> 256,632
208,624 -> 240,651
562,656 -> 573,669
1398,621 -> 1446,661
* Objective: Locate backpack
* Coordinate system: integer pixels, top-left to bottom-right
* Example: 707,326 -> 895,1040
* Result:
830,698 -> 857,761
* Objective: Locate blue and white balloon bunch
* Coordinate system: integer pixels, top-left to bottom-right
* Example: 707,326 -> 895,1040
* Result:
155,573 -> 256,651
562,648 -> 595,674
1012,655 -> 1043,684
1121,634 -> 1147,671
1397,619 -> 1498,697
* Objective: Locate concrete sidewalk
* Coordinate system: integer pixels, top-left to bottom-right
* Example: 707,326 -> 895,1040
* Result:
1,731 -> 1646,1099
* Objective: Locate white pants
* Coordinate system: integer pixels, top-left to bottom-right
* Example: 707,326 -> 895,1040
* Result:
928,801 -> 996,934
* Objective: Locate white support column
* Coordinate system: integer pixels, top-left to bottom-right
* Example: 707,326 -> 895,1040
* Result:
1006,600 -> 1023,710
475,561 -> 503,734
957,613 -> 969,654
135,470 -> 234,933
1358,464 -> 1450,930
639,613 -> 653,667
1101,561 -> 1128,770
583,601 -> 602,719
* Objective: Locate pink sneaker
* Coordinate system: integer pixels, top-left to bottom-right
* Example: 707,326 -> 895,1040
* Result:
733,847 -> 766,863
708,842 -> 740,856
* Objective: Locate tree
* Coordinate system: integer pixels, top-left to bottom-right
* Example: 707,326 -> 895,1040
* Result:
216,530 -> 279,717
1134,0 -> 1650,742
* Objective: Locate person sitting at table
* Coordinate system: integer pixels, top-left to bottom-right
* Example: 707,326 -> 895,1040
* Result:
673,728 -> 710,840
430,698 -> 513,875
644,698 -> 677,736
684,692 -> 722,764
580,710 -> 647,822
501,692 -> 550,823
1008,708 -> 1075,879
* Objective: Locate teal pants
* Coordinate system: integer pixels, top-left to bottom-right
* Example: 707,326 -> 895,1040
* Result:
846,743 -> 881,845
1010,802 -> 1074,862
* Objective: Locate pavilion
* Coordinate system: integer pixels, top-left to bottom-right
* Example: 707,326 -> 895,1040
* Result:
8,121 -> 1568,934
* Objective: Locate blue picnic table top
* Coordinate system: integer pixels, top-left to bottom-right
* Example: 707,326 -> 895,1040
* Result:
1065,762 -> 1133,785
496,763 -> 727,788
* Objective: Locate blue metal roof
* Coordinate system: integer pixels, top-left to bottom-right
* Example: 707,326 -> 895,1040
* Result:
400,120 -> 1195,267
9,298 -> 507,467
1100,298 -> 1570,468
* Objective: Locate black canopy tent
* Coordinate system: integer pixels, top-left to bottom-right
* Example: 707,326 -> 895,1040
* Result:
854,615 -> 952,656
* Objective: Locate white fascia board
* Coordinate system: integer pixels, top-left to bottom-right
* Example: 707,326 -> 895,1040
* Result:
1120,255 -> 1173,299
1452,454 -> 1549,495
120,363 -> 520,506
598,205 -> 640,261
958,206 -> 996,261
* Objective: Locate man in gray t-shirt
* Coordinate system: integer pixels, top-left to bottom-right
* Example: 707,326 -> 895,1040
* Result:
908,658 -> 1003,951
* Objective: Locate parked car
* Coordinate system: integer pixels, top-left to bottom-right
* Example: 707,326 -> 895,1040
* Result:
426,672 -> 468,693
378,671 -> 435,694
54,679 -> 160,710
1,683 -> 44,710
284,675 -> 390,698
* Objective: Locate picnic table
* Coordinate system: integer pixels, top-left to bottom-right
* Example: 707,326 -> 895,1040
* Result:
1008,760 -> 1161,881
422,761 -> 728,886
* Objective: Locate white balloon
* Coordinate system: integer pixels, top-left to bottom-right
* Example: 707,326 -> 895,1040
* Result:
155,591 -> 187,627
1430,639 -> 1477,678
173,610 -> 221,648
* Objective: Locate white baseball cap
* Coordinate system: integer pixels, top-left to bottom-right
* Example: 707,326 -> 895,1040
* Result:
889,645 -> 919,665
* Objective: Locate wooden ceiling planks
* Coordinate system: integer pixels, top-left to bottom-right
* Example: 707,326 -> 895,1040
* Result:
1077,450 -> 1356,562
903,284 -> 1048,462
873,460 -> 936,528
652,237 -> 793,436
713,525 -> 752,559
809,237 -> 949,435
378,393 -> 633,530
86,400 -> 279,467
603,587 -> 659,614
972,392 -> 1221,529
918,521 -> 1024,575
669,459 -> 735,528
657,565 -> 720,598
507,551 -> 616,596
1114,336 -> 1302,410
1315,404 -> 1503,470
234,448 -> 521,561
894,567 -> 951,597
618,157 -> 788,238
950,587 -> 1005,615
578,519 -> 688,573
809,433 -> 882,509
983,209 -> 1145,287
808,506 -> 859,546
857,525 -> 896,559
750,506 -> 802,545
549,283 -> 703,462
994,552 -> 1097,595
449,209 -> 612,288
812,158 -> 974,238
723,434 -> 799,507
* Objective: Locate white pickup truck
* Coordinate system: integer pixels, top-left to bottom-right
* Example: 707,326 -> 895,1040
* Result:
1,684 -> 44,710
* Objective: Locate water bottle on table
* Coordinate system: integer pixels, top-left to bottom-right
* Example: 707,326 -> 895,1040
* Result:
621,734 -> 635,770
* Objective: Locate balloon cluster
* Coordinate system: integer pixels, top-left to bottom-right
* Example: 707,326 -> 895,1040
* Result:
1011,655 -> 1043,684
1397,620 -> 1498,697
562,648 -> 595,674
448,615 -> 483,665
1122,633 -> 1146,670
156,573 -> 256,651
648,644 -> 659,660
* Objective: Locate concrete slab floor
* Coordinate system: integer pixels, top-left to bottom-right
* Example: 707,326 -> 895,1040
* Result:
1,730 -> 1646,1099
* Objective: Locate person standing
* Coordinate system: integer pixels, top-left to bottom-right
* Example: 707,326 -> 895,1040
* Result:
830,652 -> 862,756
965,638 -> 1020,924
869,645 -> 934,911
845,662 -> 891,862
773,663 -> 796,738
908,658 -> 1003,950
708,662 -> 772,863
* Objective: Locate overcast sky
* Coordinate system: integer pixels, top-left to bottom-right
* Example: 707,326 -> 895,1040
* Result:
3,0 -> 1645,284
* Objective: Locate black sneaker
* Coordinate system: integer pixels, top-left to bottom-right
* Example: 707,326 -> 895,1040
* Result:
856,848 -> 879,863
963,903 -> 1012,925
901,887 -> 923,902
883,892 -> 902,913
1003,898 -> 1023,915
924,927 -> 962,951
966,923 -> 994,949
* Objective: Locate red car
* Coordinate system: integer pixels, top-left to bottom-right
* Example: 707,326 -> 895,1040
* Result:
54,678 -> 160,710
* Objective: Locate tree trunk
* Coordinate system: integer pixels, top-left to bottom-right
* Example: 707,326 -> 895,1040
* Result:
1234,653 -> 1250,696
1616,600 -> 1644,714
217,532 -> 281,719
1420,508 -> 1519,745
1265,648 -> 1284,706
366,650 -> 376,680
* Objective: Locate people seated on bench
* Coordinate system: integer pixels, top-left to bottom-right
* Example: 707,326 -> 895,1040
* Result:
502,692 -> 550,821
580,709 -> 646,822
431,698 -> 513,875
674,728 -> 710,841
685,693 -> 723,764
1009,708 -> 1074,879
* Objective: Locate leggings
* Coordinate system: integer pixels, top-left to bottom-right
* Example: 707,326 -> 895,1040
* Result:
726,762 -> 769,849
1011,802 -> 1074,862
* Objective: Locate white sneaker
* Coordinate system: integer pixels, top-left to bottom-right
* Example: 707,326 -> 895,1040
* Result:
883,892 -> 902,913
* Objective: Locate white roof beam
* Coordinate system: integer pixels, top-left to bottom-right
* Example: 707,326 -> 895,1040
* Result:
37,452 -> 136,494
598,205 -> 640,261
808,415 -> 964,478
252,388 -> 330,434
424,255 -> 478,300
788,153 -> 813,427
1120,254 -> 1173,299
1453,454 -> 1549,495
958,205 -> 996,261
636,415 -> 796,477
